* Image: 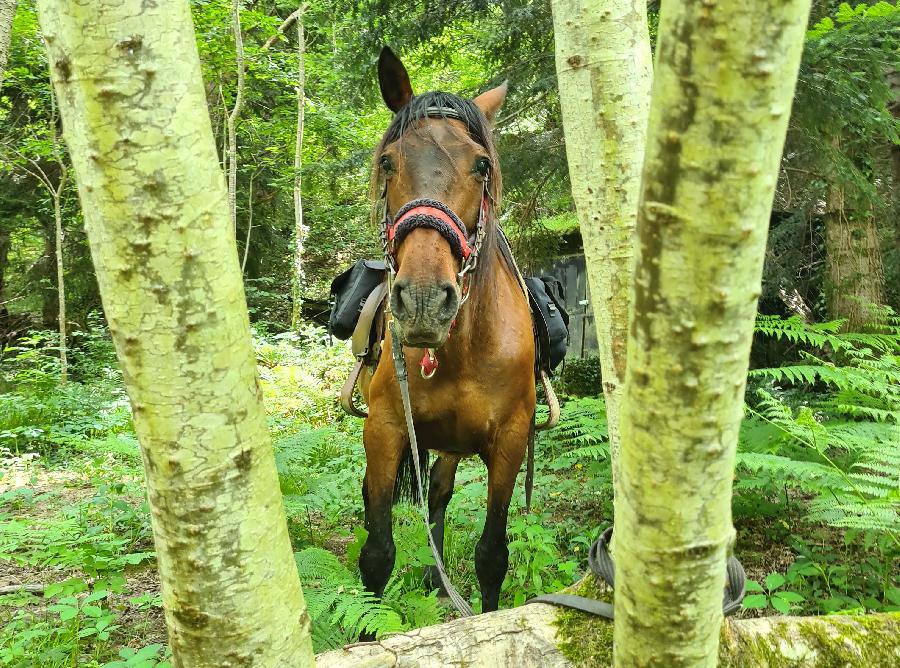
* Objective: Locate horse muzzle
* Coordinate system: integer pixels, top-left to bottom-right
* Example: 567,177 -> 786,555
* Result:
390,277 -> 460,348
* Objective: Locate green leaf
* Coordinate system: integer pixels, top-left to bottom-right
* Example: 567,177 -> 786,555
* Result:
775,591 -> 805,603
771,596 -> 791,614
82,604 -> 103,618
765,573 -> 786,590
50,604 -> 78,621
885,588 -> 900,605
742,594 -> 769,609
744,580 -> 764,593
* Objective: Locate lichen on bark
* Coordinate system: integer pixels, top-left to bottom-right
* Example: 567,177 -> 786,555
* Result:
551,0 -> 653,478
35,0 -> 314,665
614,0 -> 812,665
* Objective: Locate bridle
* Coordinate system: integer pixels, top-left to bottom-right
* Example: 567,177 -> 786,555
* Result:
378,106 -> 493,378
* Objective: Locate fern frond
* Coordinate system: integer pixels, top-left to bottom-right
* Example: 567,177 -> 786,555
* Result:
294,547 -> 409,650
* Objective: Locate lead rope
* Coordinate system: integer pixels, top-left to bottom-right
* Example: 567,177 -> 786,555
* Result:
388,318 -> 474,617
526,526 -> 747,618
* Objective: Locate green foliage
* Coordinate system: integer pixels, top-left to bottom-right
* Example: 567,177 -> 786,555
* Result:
294,547 -> 406,649
743,572 -> 807,614
735,314 -> 899,615
741,315 -> 900,536
558,355 -> 602,397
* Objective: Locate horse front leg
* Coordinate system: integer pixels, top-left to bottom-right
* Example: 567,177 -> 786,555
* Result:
358,418 -> 405,640
476,416 -> 529,612
424,455 -> 460,594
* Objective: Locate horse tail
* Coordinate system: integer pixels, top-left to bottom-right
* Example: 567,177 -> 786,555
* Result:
393,445 -> 429,506
525,410 -> 536,512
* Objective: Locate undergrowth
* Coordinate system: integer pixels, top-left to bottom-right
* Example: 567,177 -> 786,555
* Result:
1,313 -> 897,661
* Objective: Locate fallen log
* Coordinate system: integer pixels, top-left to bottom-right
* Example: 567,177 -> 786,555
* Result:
316,579 -> 900,667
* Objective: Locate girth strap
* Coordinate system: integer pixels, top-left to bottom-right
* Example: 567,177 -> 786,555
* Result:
339,281 -> 389,419
339,359 -> 368,419
351,281 -> 388,358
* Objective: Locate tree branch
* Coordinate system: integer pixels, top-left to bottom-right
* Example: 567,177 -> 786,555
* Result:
262,5 -> 307,51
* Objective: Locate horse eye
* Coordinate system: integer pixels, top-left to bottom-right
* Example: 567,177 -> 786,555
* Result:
474,157 -> 490,177
379,155 -> 393,173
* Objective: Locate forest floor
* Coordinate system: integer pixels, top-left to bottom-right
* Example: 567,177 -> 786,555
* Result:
0,326 -> 896,666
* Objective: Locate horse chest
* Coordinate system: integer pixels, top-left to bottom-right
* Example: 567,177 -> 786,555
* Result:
408,383 -> 503,454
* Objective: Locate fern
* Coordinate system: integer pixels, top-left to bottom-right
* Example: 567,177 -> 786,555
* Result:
741,314 -> 900,538
294,548 -> 406,650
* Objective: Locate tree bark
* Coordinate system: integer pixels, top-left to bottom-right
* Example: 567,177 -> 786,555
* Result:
0,0 -> 15,93
550,0 -> 652,480
290,5 -> 307,331
314,602 -> 900,667
614,1 -> 811,666
0,228 -> 10,315
52,171 -> 67,384
227,0 -> 245,233
824,182 -> 886,330
36,1 -> 314,665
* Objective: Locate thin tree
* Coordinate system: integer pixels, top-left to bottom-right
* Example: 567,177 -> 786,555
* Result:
261,4 -> 308,328
290,4 -> 307,330
15,90 -> 69,384
36,0 -> 314,664
613,1 -> 812,666
0,0 -> 15,92
227,0 -> 245,232
550,0 -> 652,480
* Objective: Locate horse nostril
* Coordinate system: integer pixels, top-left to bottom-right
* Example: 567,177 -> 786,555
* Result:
439,282 -> 459,318
391,278 -> 414,320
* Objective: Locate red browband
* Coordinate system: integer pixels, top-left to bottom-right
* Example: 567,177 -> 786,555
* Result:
388,205 -> 474,259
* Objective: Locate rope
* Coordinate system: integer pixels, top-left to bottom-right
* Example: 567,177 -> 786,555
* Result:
389,319 -> 474,617
527,526 -> 747,618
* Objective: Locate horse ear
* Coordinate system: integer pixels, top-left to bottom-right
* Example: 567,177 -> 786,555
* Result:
473,81 -> 508,124
378,46 -> 414,113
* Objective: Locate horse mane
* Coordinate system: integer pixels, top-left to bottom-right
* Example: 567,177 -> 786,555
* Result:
368,91 -> 516,313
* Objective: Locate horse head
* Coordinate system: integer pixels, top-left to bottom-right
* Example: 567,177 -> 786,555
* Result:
374,47 -> 507,349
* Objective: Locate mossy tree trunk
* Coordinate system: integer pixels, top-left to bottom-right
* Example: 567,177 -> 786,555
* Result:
614,0 -> 811,666
824,182 -> 886,330
36,0 -> 314,665
0,0 -> 15,92
550,0 -> 652,475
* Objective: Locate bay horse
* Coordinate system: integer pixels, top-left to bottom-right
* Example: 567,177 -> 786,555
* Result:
357,47 -> 536,616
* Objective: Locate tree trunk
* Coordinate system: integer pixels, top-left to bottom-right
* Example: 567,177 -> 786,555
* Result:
551,0 -> 652,481
40,218 -> 58,329
227,0 -> 245,233
314,601 -> 900,667
824,182 -> 886,330
614,1 -> 811,666
36,1 -> 314,665
0,228 -> 9,315
52,185 -> 67,384
0,0 -> 15,92
290,6 -> 307,331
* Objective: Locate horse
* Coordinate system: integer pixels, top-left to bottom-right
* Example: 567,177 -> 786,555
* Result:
356,46 -> 536,618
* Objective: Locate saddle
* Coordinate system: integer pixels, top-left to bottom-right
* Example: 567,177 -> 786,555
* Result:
329,259 -> 569,419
